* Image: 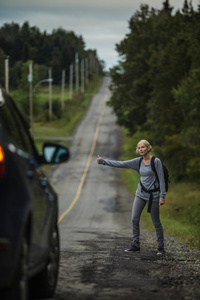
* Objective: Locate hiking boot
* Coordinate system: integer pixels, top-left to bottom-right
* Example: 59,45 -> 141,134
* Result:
157,248 -> 165,255
124,245 -> 140,252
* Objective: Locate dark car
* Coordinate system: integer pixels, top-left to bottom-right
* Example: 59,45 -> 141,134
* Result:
0,86 -> 69,300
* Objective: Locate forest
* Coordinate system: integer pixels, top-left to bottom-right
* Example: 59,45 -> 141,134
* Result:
109,0 -> 200,182
0,21 -> 104,88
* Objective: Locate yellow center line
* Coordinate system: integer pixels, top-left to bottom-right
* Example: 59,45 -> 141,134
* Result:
58,96 -> 107,224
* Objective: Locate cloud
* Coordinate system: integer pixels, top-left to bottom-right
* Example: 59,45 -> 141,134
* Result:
0,0 -> 199,70
0,0 -> 136,24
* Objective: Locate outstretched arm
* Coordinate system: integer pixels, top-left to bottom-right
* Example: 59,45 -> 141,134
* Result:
96,155 -> 140,171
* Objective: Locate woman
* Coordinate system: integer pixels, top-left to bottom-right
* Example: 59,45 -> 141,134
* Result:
97,139 -> 166,255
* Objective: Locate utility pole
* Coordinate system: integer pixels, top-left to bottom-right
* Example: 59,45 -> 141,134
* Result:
61,69 -> 65,111
49,68 -> 52,121
5,56 -> 9,93
28,61 -> 33,137
75,53 -> 79,92
89,53 -> 93,74
85,58 -> 89,85
69,64 -> 73,100
81,59 -> 84,93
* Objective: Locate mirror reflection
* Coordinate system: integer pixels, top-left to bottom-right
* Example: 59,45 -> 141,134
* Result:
43,142 -> 69,164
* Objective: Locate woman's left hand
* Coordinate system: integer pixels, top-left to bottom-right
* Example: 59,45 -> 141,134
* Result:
159,200 -> 165,206
97,155 -> 101,164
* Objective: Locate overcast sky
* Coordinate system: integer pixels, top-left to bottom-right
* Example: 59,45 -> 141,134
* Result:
0,0 -> 199,70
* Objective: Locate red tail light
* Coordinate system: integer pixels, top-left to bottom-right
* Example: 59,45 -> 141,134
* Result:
0,143 -> 5,178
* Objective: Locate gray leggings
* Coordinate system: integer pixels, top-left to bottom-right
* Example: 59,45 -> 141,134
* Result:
131,196 -> 164,249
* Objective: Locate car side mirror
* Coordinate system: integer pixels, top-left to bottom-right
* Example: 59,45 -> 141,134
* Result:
42,142 -> 70,164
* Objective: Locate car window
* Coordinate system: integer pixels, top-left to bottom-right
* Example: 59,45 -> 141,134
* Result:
0,91 -> 35,156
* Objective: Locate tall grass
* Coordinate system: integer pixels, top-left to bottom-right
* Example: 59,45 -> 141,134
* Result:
120,128 -> 200,249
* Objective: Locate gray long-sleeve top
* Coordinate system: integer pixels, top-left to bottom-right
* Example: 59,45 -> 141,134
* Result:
99,156 -> 166,201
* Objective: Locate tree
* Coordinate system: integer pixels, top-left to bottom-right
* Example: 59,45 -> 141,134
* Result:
109,4 -> 155,133
162,0 -> 173,13
0,22 -> 103,87
109,1 -> 200,181
172,68 -> 200,179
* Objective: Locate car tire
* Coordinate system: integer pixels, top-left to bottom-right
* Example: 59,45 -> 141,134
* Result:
0,234 -> 29,300
30,223 -> 60,299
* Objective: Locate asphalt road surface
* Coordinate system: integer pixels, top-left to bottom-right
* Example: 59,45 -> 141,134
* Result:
39,77 -> 200,300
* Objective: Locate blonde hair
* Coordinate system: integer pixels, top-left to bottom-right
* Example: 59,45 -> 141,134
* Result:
136,139 -> 152,153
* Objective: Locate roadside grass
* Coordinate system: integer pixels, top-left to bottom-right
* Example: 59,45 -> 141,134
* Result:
33,75 -> 103,153
120,129 -> 200,250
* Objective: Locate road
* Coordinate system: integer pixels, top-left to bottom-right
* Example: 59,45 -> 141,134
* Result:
40,77 -> 200,300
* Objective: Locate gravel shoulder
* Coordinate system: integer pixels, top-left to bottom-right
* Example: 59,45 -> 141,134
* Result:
43,184 -> 200,300
55,229 -> 200,300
